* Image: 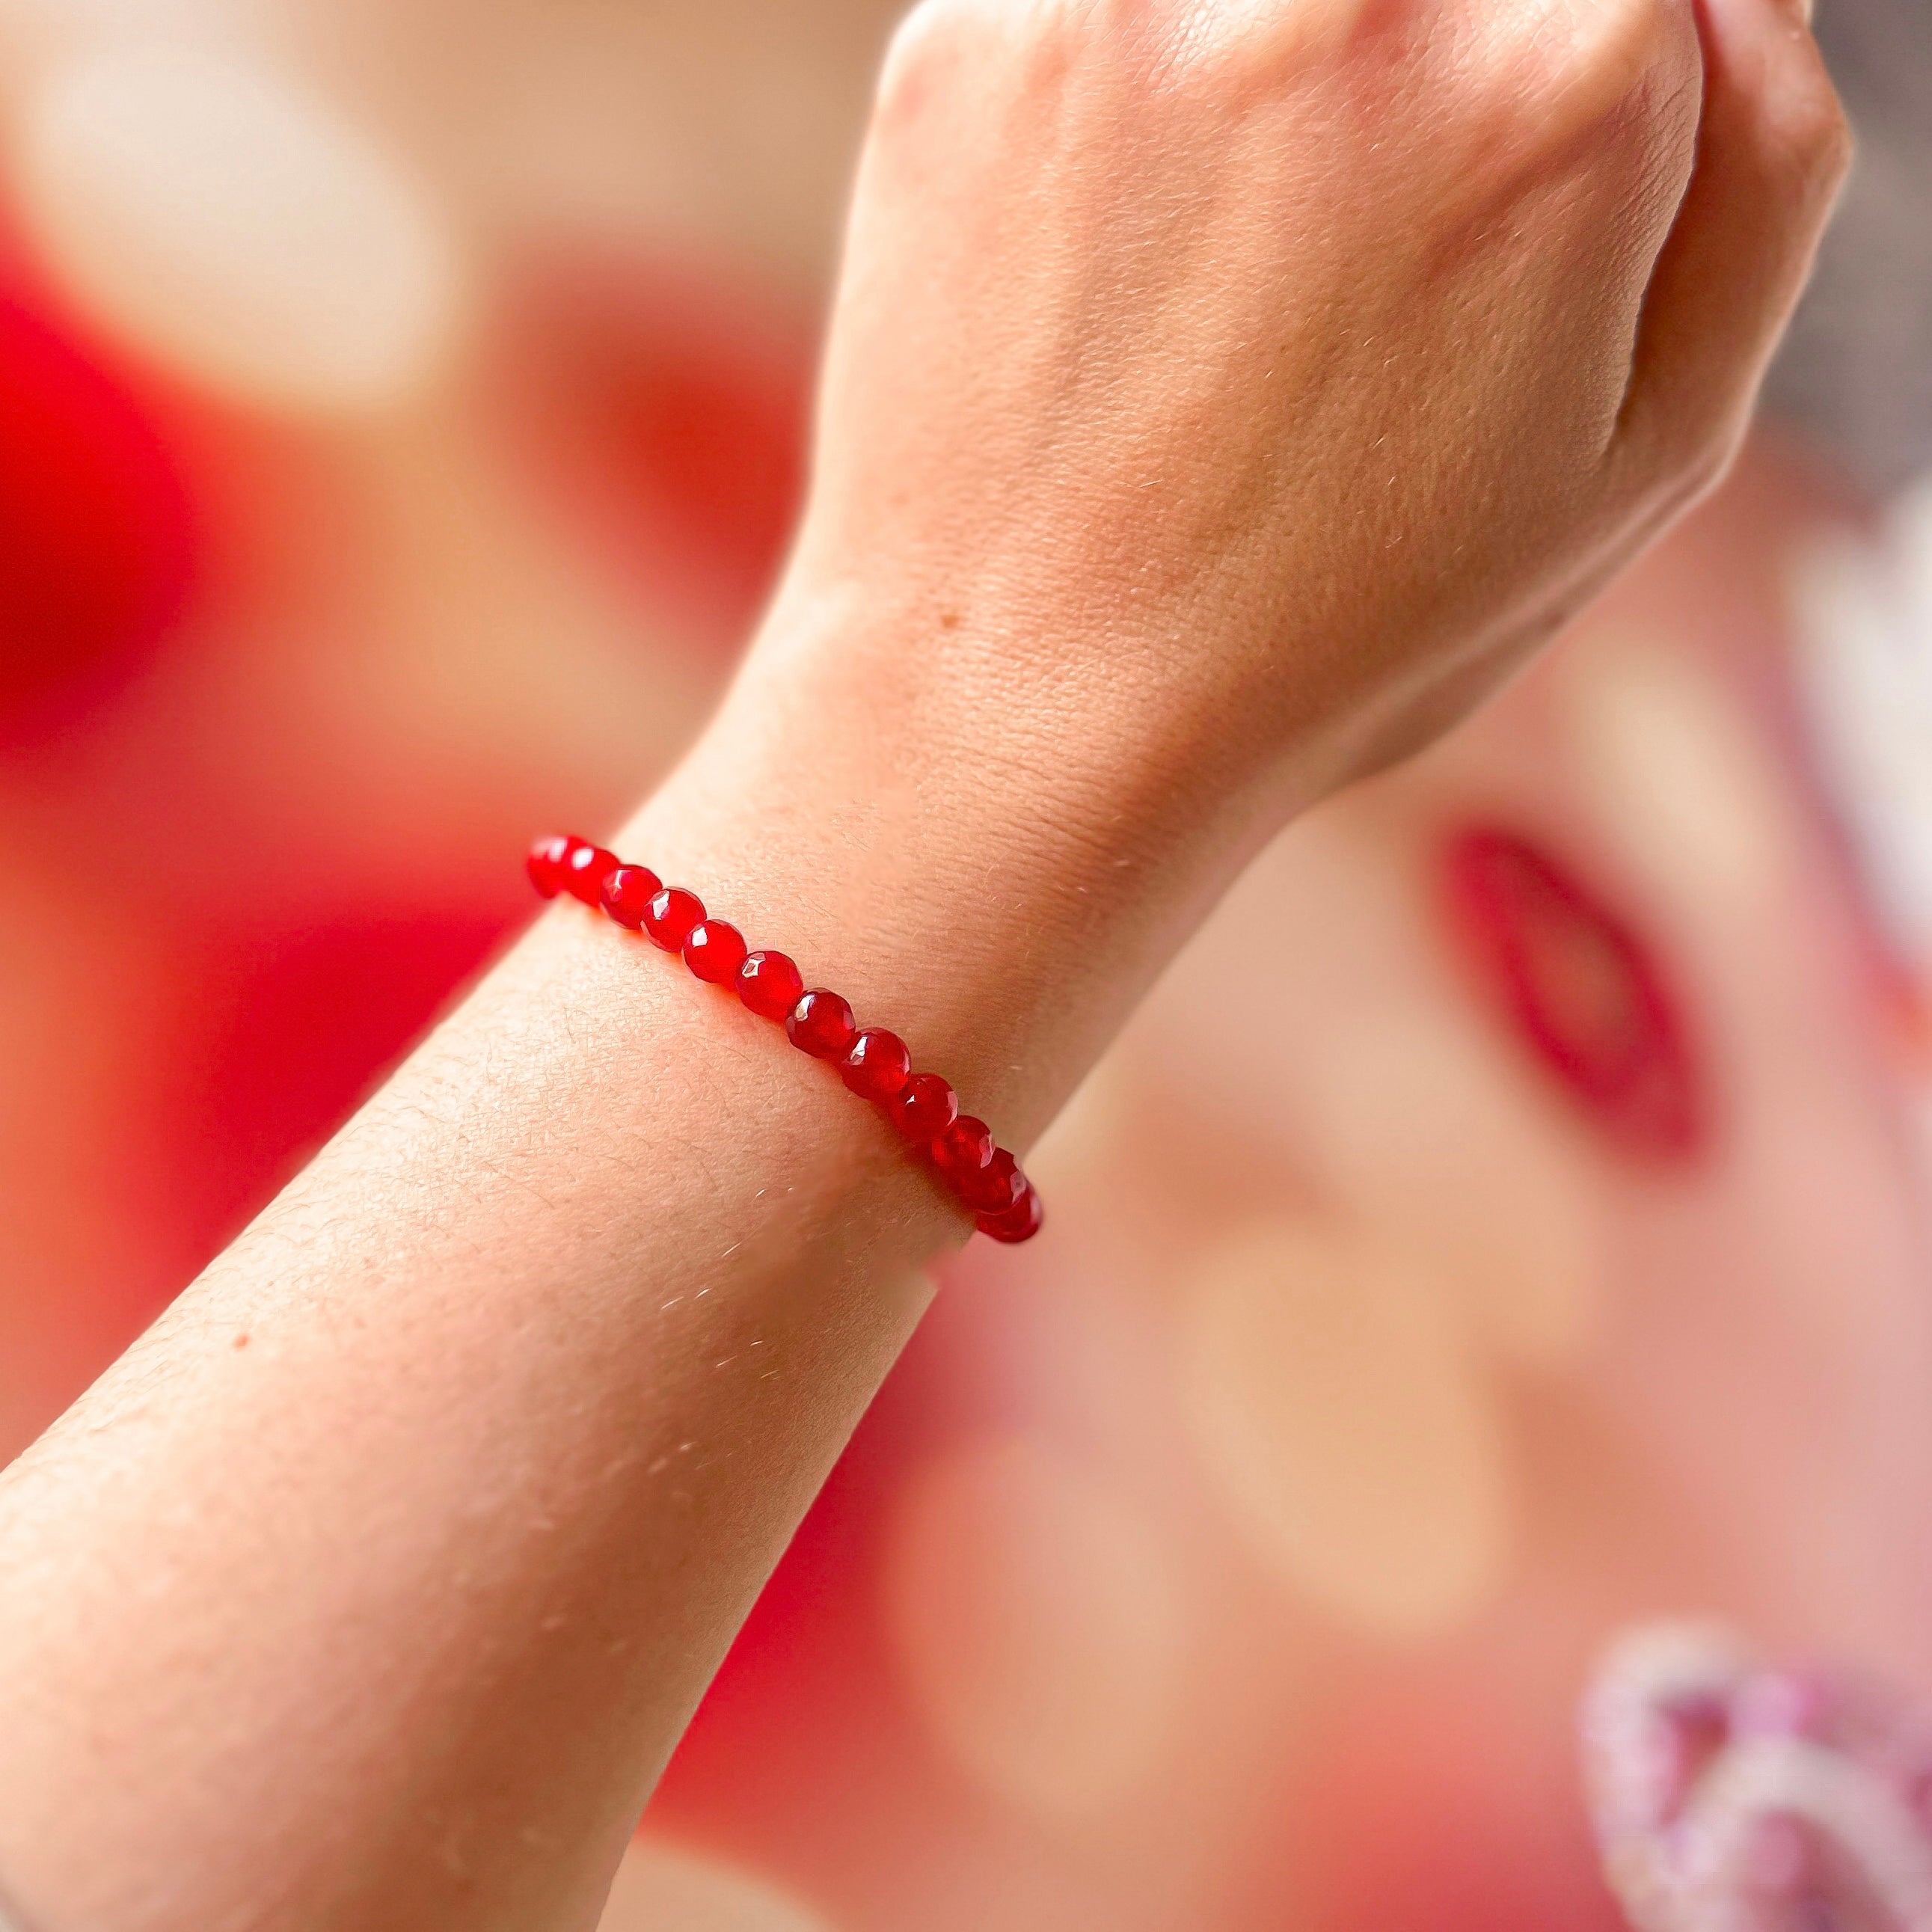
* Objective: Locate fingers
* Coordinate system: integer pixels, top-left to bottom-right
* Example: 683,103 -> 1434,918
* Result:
1616,0 -> 1850,497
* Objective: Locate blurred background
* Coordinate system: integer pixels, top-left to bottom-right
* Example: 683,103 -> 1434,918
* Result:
1,2 -> 1930,1928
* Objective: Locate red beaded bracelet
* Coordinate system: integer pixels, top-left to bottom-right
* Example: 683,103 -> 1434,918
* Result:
527,833 -> 1044,1245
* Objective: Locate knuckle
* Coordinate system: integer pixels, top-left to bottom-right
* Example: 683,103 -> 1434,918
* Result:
875,2 -> 941,107
1093,0 -> 1385,96
886,0 -> 1216,113
1660,405 -> 1748,510
874,0 -> 1005,131
1472,0 -> 1693,133
880,0 -> 971,82
1013,1 -> 1218,95
881,0 -> 1103,85
1684,421 -> 1744,501
1781,73 -> 1853,194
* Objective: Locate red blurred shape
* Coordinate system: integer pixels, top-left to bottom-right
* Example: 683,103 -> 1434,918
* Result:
1441,826 -> 1705,1160
1287,1690 -> 1633,1932
503,256 -> 809,655
595,307 -> 802,607
155,904 -> 510,1278
0,284 -> 197,739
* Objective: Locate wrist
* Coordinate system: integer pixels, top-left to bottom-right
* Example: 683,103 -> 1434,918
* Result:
615,583 -> 1266,1144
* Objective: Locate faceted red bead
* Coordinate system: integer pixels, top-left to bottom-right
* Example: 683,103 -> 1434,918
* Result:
787,990 -> 857,1060
933,1114 -> 994,1175
685,920 -> 748,985
562,841 -> 620,904
738,951 -> 805,1021
957,1148 -> 1024,1215
889,1073 -> 958,1142
841,1029 -> 911,1102
527,833 -> 574,898
643,887 -> 705,951
601,864 -> 663,929
978,1184 -> 1043,1244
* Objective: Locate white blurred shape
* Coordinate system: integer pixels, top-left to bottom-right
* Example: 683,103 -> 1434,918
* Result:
1562,634 -> 1793,919
1180,1217 -> 1515,1640
598,1839 -> 832,1932
0,0 -> 250,65
12,43 -> 462,410
1132,821 -> 1609,1369
883,1434 -> 1185,1818
1295,1001 -> 1607,1368
1795,476 -> 1932,965
1025,1053 -> 1132,1196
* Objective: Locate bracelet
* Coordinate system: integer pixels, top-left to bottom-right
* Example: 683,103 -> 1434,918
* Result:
527,834 -> 1044,1245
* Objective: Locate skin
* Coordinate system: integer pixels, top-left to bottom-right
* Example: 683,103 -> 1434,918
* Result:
0,0 -> 1847,1927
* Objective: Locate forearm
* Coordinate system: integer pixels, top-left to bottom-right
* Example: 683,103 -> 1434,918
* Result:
0,591 -> 1237,1932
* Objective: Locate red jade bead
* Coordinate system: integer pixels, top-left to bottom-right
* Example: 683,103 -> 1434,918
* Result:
527,833 -> 574,898
685,921 -> 748,985
842,1029 -> 911,1102
957,1147 -> 1025,1215
787,990 -> 857,1060
933,1114 -> 994,1175
601,865 -> 663,929
644,888 -> 705,951
889,1073 -> 958,1142
978,1185 -> 1043,1244
738,951 -> 805,1021
563,841 -> 620,904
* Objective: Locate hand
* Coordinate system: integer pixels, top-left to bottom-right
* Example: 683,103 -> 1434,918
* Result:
773,0 -> 1847,827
